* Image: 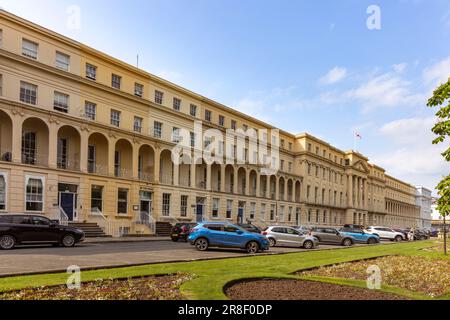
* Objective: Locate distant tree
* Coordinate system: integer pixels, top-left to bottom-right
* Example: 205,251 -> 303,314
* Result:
427,79 -> 450,255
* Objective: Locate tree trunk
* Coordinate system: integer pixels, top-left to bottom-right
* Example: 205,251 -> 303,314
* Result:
444,215 -> 447,256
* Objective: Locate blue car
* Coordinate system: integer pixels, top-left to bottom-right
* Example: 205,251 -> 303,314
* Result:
339,227 -> 380,244
188,222 -> 270,254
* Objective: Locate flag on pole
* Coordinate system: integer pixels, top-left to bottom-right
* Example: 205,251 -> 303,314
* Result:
355,132 -> 362,140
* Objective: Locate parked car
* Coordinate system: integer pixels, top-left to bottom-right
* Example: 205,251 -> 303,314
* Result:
0,214 -> 85,250
413,229 -> 430,240
292,225 -> 312,234
171,223 -> 198,242
428,228 -> 439,237
237,223 -> 262,234
310,227 -> 355,246
188,222 -> 269,254
392,228 -> 409,240
262,226 -> 319,249
339,227 -> 380,244
365,226 -> 405,241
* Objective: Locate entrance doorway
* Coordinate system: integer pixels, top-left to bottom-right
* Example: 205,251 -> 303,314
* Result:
139,191 -> 152,223
196,197 -> 206,222
238,201 -> 246,224
58,183 -> 78,221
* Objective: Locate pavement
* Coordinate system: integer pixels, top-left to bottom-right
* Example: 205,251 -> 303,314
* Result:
0,240 -> 379,277
84,236 -> 171,243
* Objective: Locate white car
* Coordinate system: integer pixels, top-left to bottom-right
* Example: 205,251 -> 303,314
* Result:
365,226 -> 405,242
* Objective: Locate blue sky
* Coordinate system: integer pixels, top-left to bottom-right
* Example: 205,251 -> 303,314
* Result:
1,0 -> 449,193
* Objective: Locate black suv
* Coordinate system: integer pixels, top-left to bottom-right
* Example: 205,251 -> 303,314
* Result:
0,214 -> 85,250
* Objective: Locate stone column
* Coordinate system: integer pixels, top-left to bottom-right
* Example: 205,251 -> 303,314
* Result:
206,164 -> 212,190
245,169 -> 250,195
79,131 -> 89,173
132,143 -> 140,180
190,160 -> 196,188
292,182 -> 296,203
275,176 -> 280,201
173,162 -> 179,186
153,147 -> 161,183
108,138 -> 116,176
283,180 -> 288,201
256,172 -> 261,197
11,117 -> 24,164
220,165 -> 226,192
233,166 -> 238,194
48,123 -> 58,168
266,176 -> 271,199
348,174 -> 353,207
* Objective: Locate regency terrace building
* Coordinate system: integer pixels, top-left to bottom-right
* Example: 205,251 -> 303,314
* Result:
0,11 -> 422,236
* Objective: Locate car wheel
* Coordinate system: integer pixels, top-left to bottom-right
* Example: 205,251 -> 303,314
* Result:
367,238 -> 377,245
268,238 -> 276,247
394,235 -> 403,242
61,234 -> 76,248
303,240 -> 314,249
194,238 -> 209,251
246,241 -> 259,254
342,238 -> 353,247
0,235 -> 16,250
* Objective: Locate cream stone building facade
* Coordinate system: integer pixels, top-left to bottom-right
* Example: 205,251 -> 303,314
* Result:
0,11 -> 421,236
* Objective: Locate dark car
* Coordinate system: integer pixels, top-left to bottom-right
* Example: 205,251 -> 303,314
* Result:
0,214 -> 85,250
171,223 -> 197,242
310,227 -> 355,246
393,228 -> 409,239
237,223 -> 262,234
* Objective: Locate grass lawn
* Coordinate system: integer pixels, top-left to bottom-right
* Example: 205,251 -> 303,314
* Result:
0,240 -> 448,300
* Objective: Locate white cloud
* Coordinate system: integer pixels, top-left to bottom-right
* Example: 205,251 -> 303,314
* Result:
343,73 -> 425,113
393,63 -> 407,73
373,116 -> 448,193
422,56 -> 450,87
319,67 -> 347,85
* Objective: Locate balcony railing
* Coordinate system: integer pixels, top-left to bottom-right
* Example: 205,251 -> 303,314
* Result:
179,176 -> 191,187
138,172 -> 154,182
57,157 -> 80,171
160,174 -> 174,185
21,152 -> 48,167
88,163 -> 109,175
114,167 -> 133,179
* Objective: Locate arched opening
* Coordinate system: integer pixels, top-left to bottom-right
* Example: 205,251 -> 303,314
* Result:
260,175 -> 268,198
0,110 -> 13,162
211,163 -> 222,192
87,132 -> 109,175
279,177 -> 285,201
160,149 -> 174,185
114,139 -> 133,178
270,176 -> 277,200
57,125 -> 81,171
178,152 -> 191,187
22,117 -> 49,166
138,145 -> 155,182
225,165 -> 234,193
295,180 -> 301,202
237,167 -> 247,195
249,170 -> 257,196
195,159 -> 207,189
287,179 -> 293,202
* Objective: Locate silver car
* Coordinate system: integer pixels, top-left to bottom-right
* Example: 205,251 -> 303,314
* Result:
262,226 -> 319,249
